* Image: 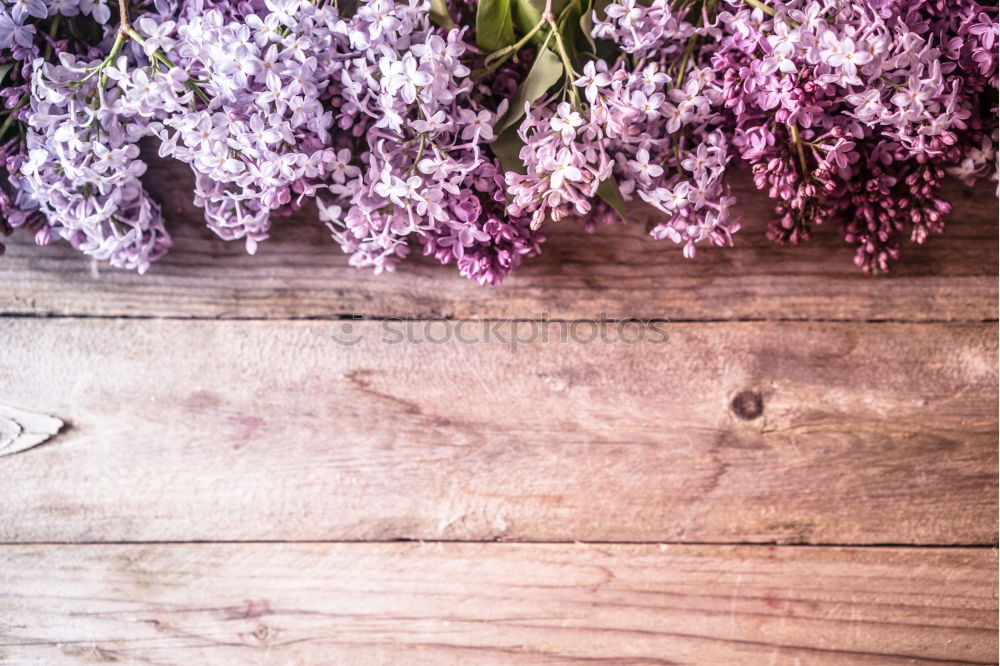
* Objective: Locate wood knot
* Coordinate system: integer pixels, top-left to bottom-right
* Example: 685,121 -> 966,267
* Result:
0,403 -> 64,457
731,390 -> 763,420
252,624 -> 271,642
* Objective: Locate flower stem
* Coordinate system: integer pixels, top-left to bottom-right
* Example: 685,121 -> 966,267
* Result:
790,123 -> 808,175
117,0 -> 133,37
125,28 -> 213,105
548,21 -> 580,104
741,0 -> 775,16
482,18 -> 546,71
43,15 -> 61,60
0,93 -> 28,138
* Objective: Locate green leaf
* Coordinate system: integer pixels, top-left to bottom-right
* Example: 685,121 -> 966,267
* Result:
511,0 -> 545,38
560,0 -> 584,67
510,0 -> 571,45
511,0 -> 542,37
578,0 -> 597,56
494,47 -> 563,135
490,123 -> 527,179
429,0 -> 455,30
476,0 -> 516,53
0,63 -> 13,88
596,177 -> 629,222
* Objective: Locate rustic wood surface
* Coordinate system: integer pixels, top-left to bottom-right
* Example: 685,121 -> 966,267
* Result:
1,544 -> 996,665
0,160 -> 995,321
0,163 -> 996,664
0,318 -> 996,545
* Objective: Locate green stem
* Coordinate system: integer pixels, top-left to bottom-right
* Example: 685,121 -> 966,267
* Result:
483,17 -> 546,71
790,123 -> 808,176
548,21 -> 579,104
77,30 -> 129,86
0,93 -> 28,138
43,15 -> 61,61
742,0 -> 775,16
126,28 -> 212,105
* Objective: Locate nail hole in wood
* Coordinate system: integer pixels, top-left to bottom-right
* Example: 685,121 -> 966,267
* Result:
731,390 -> 763,420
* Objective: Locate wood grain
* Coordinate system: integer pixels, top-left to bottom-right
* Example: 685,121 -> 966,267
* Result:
0,158 -> 995,321
0,543 -> 995,665
0,317 -> 994,544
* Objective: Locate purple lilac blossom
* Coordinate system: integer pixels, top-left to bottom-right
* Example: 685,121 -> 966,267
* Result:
2,0 -> 174,269
112,0 -> 342,253
21,51 -> 171,272
588,0 -> 741,256
317,0 -> 543,284
2,0 -> 997,280
711,0 -> 997,272
0,0 -> 109,253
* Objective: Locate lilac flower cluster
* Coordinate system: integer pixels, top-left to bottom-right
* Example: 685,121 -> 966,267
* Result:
1,0 -> 997,284
21,50 -> 169,271
109,0 -> 343,253
589,2 -> 740,256
0,0 -> 112,254
711,0 -> 998,271
316,0 -> 542,284
498,0 -> 741,259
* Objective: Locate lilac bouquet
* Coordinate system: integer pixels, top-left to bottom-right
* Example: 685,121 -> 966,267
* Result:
1,0 -> 996,282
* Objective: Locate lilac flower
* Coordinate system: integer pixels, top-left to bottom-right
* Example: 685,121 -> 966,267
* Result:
20,53 -> 170,272
78,0 -> 109,24
114,1 -> 343,252
712,0 -> 997,270
0,14 -> 36,49
589,0 -> 740,256
315,0 -> 542,284
1,0 -> 996,281
574,61 -> 611,105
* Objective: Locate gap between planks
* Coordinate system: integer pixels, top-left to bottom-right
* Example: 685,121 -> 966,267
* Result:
0,312 -> 999,324
1,540 -> 997,547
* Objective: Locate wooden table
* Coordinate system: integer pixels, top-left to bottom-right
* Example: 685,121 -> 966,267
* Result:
1,161 -> 997,664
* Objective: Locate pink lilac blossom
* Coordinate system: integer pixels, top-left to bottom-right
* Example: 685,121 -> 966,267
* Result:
317,0 -> 542,284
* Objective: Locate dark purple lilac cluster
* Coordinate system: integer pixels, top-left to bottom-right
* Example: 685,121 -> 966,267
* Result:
708,0 -> 998,272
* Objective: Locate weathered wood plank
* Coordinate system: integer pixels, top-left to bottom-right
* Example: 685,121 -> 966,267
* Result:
0,318 -> 994,544
0,543 -> 995,665
0,159 -> 995,321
